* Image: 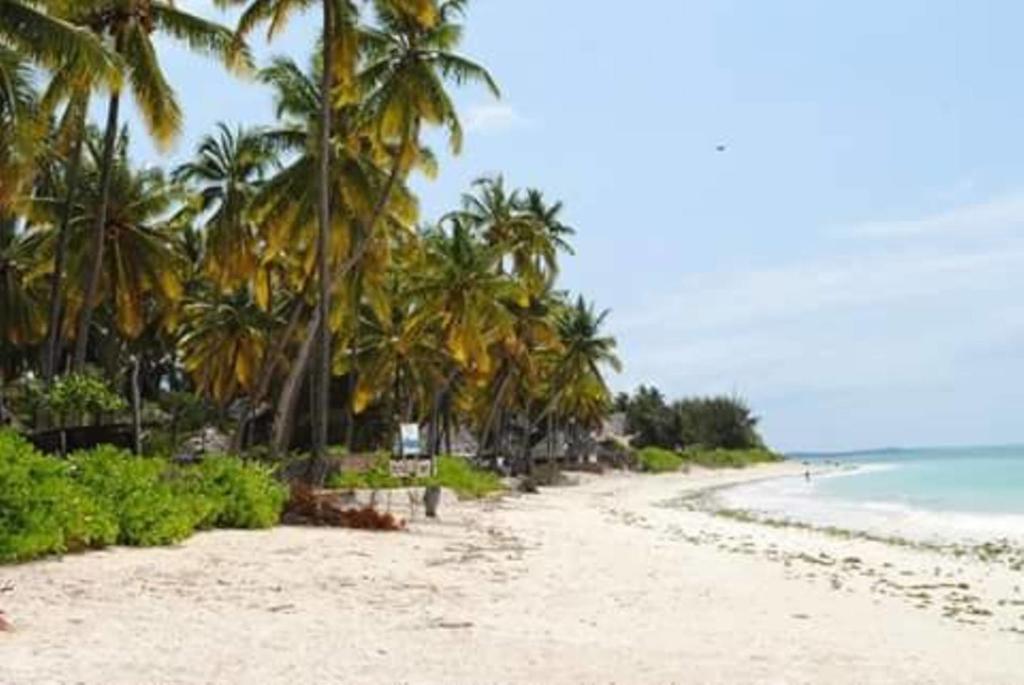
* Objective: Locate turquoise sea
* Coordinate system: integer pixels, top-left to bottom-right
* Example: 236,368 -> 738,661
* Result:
718,445 -> 1024,544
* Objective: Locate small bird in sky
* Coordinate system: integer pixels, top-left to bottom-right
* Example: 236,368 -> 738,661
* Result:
716,144 -> 727,152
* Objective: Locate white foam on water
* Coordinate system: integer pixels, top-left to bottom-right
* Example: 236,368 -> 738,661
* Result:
717,467 -> 1024,546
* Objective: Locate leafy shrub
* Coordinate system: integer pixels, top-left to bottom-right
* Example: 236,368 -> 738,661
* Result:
0,433 -> 287,564
69,446 -> 203,547
681,448 -> 780,469
327,453 -> 404,490
326,454 -> 504,499
635,446 -> 685,473
38,373 -> 126,426
183,456 -> 287,529
0,431 -> 116,562
429,456 -> 504,498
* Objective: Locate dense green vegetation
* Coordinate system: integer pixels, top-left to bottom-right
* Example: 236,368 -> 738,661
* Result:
0,431 -> 285,563
634,447 -> 686,474
327,454 -> 503,499
616,387 -> 765,452
634,445 -> 780,474
681,448 -> 780,469
0,0 -> 621,482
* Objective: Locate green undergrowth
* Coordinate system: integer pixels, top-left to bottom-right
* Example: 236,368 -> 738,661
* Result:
681,448 -> 781,469
635,447 -> 686,473
0,430 -> 286,564
635,446 -> 781,473
327,454 -> 504,500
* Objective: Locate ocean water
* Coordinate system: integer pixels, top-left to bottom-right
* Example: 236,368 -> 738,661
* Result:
717,445 -> 1024,544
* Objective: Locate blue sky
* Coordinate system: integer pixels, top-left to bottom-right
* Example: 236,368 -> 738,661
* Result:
126,1 -> 1024,452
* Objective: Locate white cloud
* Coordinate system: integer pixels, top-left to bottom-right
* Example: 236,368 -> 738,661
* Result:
612,191 -> 1024,449
463,103 -> 530,134
846,193 -> 1024,238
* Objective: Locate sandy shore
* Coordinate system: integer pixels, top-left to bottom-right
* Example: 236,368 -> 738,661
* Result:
3,463 -> 1023,684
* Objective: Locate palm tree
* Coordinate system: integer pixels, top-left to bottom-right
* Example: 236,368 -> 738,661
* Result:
518,188 -> 575,284
173,123 -> 277,295
179,287 -> 273,407
334,266 -> 445,448
0,46 -> 39,210
355,0 -> 498,268
252,54 -> 419,458
0,218 -> 45,349
220,0 -> 369,466
0,0 -> 119,83
549,296 -> 621,461
68,0 -> 250,372
458,177 -> 574,293
41,130 -> 186,347
269,0 -> 499,466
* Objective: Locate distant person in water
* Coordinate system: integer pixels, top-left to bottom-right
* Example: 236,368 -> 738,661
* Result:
805,469 -> 811,482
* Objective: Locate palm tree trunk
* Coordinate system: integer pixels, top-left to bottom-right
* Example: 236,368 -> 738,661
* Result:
130,355 -> 141,454
310,0 -> 335,476
72,89 -> 121,372
270,307 -> 320,459
443,392 -> 452,456
43,118 -> 85,384
232,299 -> 306,453
343,269 -> 362,452
477,369 -> 513,461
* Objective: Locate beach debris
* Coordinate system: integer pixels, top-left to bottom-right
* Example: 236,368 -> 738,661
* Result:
0,611 -> 12,632
267,604 -> 296,614
284,484 -> 405,531
434,620 -> 474,630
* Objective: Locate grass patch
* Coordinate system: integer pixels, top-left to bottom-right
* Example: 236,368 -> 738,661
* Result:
326,455 -> 504,499
428,455 -> 504,498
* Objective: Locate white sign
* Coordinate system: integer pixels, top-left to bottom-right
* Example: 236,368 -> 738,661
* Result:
399,423 -> 421,456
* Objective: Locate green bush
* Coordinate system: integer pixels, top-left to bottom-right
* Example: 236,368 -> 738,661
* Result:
0,432 -> 288,564
429,456 -> 504,499
69,446 -> 205,547
327,453 -> 404,490
184,456 -> 287,529
635,446 -> 685,473
0,431 -> 116,562
326,454 -> 504,499
37,373 -> 127,426
681,448 -> 781,469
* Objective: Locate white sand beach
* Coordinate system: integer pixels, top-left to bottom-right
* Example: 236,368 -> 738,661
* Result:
3,464 -> 1023,685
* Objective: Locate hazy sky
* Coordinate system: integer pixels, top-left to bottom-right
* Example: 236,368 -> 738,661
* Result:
125,1 -> 1024,452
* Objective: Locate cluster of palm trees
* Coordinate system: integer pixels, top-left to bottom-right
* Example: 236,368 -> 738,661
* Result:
0,0 -> 621,480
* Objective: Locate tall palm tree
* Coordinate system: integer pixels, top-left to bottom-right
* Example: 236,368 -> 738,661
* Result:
220,0 -> 368,466
268,0 -> 498,467
549,296 -> 621,459
173,123 -> 277,296
252,54 -> 419,458
68,0 -> 250,372
39,130 -> 186,346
